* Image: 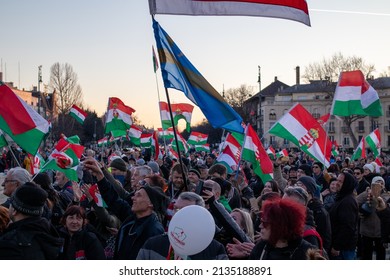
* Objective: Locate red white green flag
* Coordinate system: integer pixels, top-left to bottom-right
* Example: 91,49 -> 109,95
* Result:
269,103 -> 332,167
168,147 -> 179,160
128,125 -> 142,146
141,133 -> 153,148
276,149 -> 289,158
69,104 -> 87,124
0,82 -> 50,155
159,101 -> 194,132
187,131 -> 208,145
242,124 -> 273,183
317,113 -> 330,127
220,133 -> 242,162
195,143 -> 210,152
149,0 -> 311,26
42,135 -> 85,181
97,137 -> 108,146
266,146 -> 276,160
217,145 -> 238,174
151,131 -> 161,160
171,132 -> 189,154
105,97 -> 135,134
365,128 -> 381,158
331,70 -> 383,117
351,137 -> 366,161
157,127 -> 174,140
375,158 -> 383,168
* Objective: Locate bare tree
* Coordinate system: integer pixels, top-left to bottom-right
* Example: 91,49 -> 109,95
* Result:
303,53 -> 376,148
49,62 -> 84,134
303,52 -> 375,83
49,62 -> 83,115
225,84 -> 254,122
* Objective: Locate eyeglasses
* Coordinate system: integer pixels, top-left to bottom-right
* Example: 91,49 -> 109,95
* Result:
3,179 -> 16,184
354,172 -> 361,175
312,166 -> 320,169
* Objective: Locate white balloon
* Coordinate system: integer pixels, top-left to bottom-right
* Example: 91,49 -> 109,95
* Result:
168,205 -> 215,256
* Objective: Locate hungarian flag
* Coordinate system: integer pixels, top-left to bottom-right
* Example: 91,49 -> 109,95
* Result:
157,127 -> 174,140
221,133 -> 242,162
331,147 -> 339,157
168,146 -> 179,160
351,138 -> 366,161
0,82 -> 50,155
317,113 -> 330,126
81,184 -> 107,208
159,101 -> 194,132
151,131 -> 161,160
365,128 -> 381,158
0,130 -> 7,148
97,137 -> 108,146
266,146 -> 276,160
217,145 -> 238,173
171,132 -> 189,154
105,97 -> 135,134
187,131 -> 208,145
276,149 -> 289,158
141,133 -> 153,148
42,135 -> 85,181
110,129 -> 127,138
242,124 -> 273,183
195,143 -> 210,152
149,0 -> 311,26
331,70 -> 383,117
69,105 -> 87,124
128,125 -> 142,146
269,103 -> 332,167
375,158 -> 383,169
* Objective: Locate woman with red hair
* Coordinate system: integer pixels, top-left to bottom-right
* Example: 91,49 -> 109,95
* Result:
249,198 -> 314,260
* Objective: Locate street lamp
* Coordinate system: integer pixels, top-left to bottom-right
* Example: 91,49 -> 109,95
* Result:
38,65 -> 42,114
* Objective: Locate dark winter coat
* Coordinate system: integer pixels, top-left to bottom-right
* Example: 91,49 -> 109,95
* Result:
0,217 -> 63,260
307,198 -> 332,253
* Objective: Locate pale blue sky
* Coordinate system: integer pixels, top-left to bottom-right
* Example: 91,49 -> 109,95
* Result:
1,0 -> 390,129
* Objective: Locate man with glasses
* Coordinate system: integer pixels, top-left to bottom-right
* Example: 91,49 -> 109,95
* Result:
1,167 -> 31,208
354,167 -> 370,195
312,162 -> 329,191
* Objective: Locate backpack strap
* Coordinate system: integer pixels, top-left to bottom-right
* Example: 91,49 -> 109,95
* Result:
303,228 -> 323,252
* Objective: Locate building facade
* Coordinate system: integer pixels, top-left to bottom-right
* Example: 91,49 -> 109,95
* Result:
244,74 -> 390,152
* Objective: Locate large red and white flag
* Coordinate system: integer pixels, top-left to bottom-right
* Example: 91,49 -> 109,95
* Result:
0,82 -> 50,155
269,103 -> 332,167
149,0 -> 311,26
105,97 -> 135,134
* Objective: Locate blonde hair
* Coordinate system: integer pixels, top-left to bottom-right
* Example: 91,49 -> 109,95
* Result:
231,208 -> 255,242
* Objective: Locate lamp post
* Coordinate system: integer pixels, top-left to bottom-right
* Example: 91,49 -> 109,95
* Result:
38,65 -> 42,114
257,66 -> 262,137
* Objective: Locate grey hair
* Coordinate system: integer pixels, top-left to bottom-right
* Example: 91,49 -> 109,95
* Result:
178,192 -> 205,208
134,165 -> 153,177
8,167 -> 31,186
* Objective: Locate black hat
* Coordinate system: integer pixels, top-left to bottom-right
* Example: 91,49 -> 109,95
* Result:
188,168 -> 201,178
10,182 -> 48,216
298,176 -> 318,198
298,164 -> 312,176
110,158 -> 127,172
141,186 -> 169,214
313,161 -> 324,170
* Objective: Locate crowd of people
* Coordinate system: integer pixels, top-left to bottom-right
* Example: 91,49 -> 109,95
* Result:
1,143 -> 390,260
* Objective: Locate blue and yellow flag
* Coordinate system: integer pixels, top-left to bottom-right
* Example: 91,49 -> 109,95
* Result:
152,19 -> 244,134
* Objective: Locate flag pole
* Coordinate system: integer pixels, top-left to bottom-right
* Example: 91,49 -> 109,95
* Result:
164,87 -> 188,192
234,124 -> 248,180
5,141 -> 22,168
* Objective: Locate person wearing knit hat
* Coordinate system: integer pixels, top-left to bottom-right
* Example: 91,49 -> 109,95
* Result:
297,176 -> 320,199
188,168 -> 203,195
147,161 -> 160,174
10,182 -> 48,217
312,162 -> 329,191
297,164 -> 312,178
109,157 -> 132,190
0,182 -> 64,259
110,158 -> 127,172
140,185 -> 169,218
363,163 -> 374,174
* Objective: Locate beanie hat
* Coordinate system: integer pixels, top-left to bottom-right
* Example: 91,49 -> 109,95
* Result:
372,176 -> 385,185
136,158 -> 146,166
110,158 -> 127,172
313,161 -> 324,170
298,176 -> 320,199
10,183 -> 48,216
298,164 -> 312,176
363,163 -> 374,173
189,168 -> 201,178
141,186 -> 168,214
147,161 -> 160,174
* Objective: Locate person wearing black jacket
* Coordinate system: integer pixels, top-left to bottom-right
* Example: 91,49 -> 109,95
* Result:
0,183 -> 63,260
329,171 -> 359,260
